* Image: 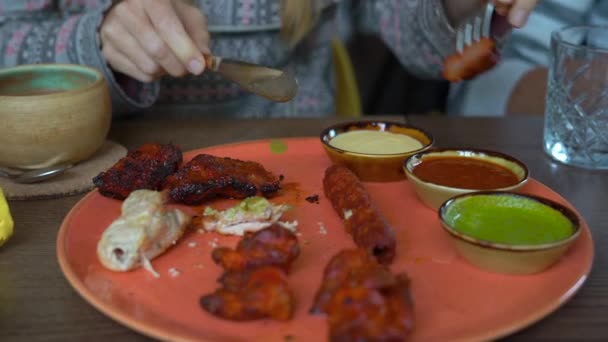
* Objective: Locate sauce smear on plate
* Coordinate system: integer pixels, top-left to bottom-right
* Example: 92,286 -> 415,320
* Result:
413,156 -> 520,189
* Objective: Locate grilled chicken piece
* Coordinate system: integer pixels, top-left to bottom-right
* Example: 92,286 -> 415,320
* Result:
201,225 -> 300,322
327,274 -> 414,342
97,190 -> 191,276
310,249 -> 396,314
93,143 -> 182,200
165,154 -> 281,205
311,249 -> 415,341
195,196 -> 294,236
211,224 -> 300,273
200,266 -> 295,321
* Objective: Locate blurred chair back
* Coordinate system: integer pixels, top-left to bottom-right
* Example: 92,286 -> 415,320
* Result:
332,39 -> 362,117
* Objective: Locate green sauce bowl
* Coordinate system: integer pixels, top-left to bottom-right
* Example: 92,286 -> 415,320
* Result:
438,192 -> 581,275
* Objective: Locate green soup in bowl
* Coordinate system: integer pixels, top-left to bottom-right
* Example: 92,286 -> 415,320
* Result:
439,192 -> 580,275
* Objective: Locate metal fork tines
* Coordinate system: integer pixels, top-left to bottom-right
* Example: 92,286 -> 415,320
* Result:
455,3 -> 495,53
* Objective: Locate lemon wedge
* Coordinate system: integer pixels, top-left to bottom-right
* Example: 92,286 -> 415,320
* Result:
0,187 -> 14,247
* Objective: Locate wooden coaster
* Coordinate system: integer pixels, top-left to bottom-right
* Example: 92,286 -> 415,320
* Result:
0,141 -> 127,201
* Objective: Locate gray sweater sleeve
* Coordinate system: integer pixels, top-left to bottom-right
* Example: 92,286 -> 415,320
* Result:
354,0 -> 456,79
0,0 -> 159,116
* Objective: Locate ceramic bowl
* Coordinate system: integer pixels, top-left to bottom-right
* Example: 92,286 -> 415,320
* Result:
320,121 -> 433,182
0,64 -> 111,169
439,191 -> 581,275
404,148 -> 529,210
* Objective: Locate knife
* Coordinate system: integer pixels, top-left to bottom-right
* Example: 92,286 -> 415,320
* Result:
204,55 -> 298,103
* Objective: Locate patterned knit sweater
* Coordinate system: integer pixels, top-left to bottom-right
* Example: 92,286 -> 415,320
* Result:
0,0 -> 457,117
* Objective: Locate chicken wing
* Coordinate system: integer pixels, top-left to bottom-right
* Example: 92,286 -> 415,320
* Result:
93,143 -> 182,200
200,266 -> 295,321
211,224 -> 300,273
326,274 -> 414,342
310,249 -> 395,314
323,165 -> 396,264
311,249 -> 414,342
165,154 -> 281,205
201,225 -> 300,322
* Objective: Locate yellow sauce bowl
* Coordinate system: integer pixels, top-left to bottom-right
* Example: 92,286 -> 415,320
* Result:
320,121 -> 433,182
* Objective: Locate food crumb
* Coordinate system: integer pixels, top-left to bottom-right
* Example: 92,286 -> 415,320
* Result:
343,209 -> 353,220
168,267 -> 181,278
432,257 -> 455,265
188,241 -> 198,248
317,222 -> 327,235
193,263 -> 205,269
208,238 -> 219,248
278,220 -> 299,231
303,240 -> 311,245
197,229 -> 205,234
305,194 -> 319,204
414,257 -> 426,264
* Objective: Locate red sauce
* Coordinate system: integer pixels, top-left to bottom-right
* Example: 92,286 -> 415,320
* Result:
412,156 -> 520,189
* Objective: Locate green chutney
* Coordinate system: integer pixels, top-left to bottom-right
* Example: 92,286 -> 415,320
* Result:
443,194 -> 575,245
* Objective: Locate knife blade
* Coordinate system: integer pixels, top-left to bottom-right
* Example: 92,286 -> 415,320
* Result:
204,55 -> 298,103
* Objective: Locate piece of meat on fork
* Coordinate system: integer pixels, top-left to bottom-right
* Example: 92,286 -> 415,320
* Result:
165,154 -> 281,205
93,143 -> 182,200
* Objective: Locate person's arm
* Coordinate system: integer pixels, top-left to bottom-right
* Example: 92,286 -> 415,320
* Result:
0,0 -> 158,116
442,0 -> 538,28
448,0 -> 595,116
352,0 -> 456,80
351,0 -> 539,80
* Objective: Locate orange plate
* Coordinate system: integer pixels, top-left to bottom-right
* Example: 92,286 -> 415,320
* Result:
56,138 -> 594,342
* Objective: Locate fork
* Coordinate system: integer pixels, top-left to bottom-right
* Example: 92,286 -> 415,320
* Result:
443,3 -> 512,81
455,3 -> 502,54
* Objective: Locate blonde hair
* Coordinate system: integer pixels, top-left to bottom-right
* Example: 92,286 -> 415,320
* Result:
281,0 -> 319,46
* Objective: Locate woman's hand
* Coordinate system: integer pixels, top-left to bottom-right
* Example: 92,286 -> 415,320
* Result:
443,0 -> 541,29
100,0 -> 210,82
492,0 -> 540,27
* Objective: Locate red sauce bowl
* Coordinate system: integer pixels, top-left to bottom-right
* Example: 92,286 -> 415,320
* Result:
403,148 -> 529,210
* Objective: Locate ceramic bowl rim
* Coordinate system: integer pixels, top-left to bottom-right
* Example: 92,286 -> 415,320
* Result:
404,147 -> 530,191
0,63 -> 105,99
319,120 -> 434,157
438,191 -> 581,252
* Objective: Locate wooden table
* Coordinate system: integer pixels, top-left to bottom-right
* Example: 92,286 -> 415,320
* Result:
1,114 -> 606,341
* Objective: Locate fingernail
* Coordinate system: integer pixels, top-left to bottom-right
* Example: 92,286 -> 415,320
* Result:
188,59 -> 204,74
510,9 -> 529,27
201,46 -> 211,55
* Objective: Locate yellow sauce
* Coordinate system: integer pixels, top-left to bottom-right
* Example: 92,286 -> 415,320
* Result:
329,130 -> 423,154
